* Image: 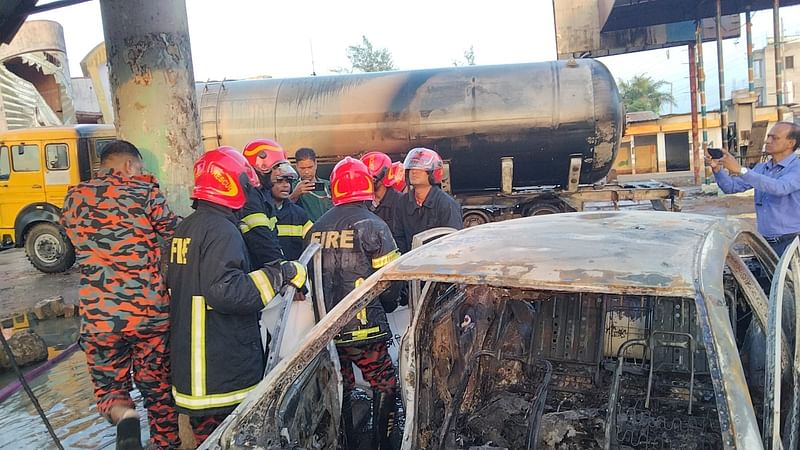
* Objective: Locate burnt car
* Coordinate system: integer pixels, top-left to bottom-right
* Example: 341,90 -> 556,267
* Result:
202,211 -> 800,450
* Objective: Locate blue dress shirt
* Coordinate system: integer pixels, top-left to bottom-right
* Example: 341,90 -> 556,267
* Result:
713,153 -> 800,237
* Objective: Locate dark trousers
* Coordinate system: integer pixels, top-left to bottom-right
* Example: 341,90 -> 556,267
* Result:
189,414 -> 228,446
80,330 -> 179,449
764,233 -> 800,257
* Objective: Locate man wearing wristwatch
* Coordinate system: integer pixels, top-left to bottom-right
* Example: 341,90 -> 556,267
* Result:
708,121 -> 800,256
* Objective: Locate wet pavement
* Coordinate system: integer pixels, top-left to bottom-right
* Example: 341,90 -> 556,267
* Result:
0,248 -> 79,316
0,346 -> 148,450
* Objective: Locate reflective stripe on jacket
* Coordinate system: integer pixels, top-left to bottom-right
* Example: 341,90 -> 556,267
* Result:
305,203 -> 399,347
275,200 -> 312,260
167,201 -> 282,416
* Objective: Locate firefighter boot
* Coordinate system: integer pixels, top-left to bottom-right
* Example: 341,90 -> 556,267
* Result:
372,390 -> 397,450
341,393 -> 358,449
115,416 -> 143,450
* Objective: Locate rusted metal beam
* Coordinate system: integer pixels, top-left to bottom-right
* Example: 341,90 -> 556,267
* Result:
716,0 -> 728,154
690,43 -> 700,185
99,0 -> 201,216
696,21 -> 710,183
746,8 -> 755,95
774,0 -> 784,106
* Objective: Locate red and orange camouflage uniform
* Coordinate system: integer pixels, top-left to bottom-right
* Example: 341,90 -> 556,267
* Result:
61,168 -> 180,449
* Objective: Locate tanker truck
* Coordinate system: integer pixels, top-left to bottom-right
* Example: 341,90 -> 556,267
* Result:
198,59 -> 679,225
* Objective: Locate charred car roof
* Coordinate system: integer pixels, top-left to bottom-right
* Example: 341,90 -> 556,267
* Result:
383,211 -> 755,297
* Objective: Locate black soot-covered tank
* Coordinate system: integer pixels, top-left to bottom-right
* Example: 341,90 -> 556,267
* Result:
199,59 -> 623,193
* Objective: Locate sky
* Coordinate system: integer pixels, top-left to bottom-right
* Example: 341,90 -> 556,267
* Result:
29,1 -> 800,115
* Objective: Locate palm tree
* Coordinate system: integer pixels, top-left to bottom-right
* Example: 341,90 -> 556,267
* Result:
618,74 -> 676,115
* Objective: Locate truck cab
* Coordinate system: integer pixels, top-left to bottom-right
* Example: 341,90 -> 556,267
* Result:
0,125 -> 116,272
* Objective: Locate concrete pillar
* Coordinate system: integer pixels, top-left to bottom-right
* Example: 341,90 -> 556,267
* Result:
656,132 -> 667,173
99,0 -> 201,216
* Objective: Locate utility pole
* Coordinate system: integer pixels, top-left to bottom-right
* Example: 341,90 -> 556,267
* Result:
99,0 -> 202,216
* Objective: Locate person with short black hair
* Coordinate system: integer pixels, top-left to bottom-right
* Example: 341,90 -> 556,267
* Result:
99,140 -> 143,162
61,139 -> 180,450
270,163 -> 312,261
396,147 -> 463,253
710,121 -> 800,256
290,147 -> 333,221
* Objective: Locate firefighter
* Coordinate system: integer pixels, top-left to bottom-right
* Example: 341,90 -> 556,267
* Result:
386,161 -> 406,193
361,151 -> 403,244
167,147 -> 306,445
61,140 -> 180,450
270,162 -> 312,261
239,138 -> 287,268
305,157 -> 401,449
396,147 -> 463,253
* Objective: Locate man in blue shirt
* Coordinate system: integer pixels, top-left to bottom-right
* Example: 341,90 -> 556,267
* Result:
710,121 -> 800,256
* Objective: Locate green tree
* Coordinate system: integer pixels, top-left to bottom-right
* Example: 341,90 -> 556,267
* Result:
618,74 -> 675,114
339,35 -> 396,73
453,45 -> 476,67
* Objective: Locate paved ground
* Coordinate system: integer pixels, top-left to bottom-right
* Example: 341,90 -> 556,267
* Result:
0,248 -> 79,317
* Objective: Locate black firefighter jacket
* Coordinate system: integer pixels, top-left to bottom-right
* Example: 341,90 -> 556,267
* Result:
396,186 -> 463,253
275,200 -> 313,261
305,203 -> 400,347
167,201 -> 283,416
239,184 -> 284,269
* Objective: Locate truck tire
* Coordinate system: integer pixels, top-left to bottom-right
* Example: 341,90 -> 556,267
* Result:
463,210 -> 491,228
24,223 -> 75,273
525,202 -> 561,216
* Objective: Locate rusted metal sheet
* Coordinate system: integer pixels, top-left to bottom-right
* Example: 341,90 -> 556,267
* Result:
199,59 -> 621,192
0,21 -> 76,130
552,0 -> 740,59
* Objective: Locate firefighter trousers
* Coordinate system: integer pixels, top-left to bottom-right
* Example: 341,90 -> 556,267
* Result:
80,330 -> 179,449
337,341 -> 397,394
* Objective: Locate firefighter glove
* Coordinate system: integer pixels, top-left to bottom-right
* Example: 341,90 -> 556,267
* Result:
281,261 -> 306,290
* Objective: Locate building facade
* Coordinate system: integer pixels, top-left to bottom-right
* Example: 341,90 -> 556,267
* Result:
753,36 -> 800,107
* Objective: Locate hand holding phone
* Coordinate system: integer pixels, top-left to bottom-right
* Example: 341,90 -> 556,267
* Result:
707,148 -> 724,159
313,181 -> 326,191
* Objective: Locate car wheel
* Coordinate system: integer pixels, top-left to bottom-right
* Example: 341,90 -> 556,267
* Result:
24,223 -> 75,273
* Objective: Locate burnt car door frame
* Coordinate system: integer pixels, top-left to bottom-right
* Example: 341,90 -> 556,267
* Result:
725,232 -> 800,449
763,237 -> 800,450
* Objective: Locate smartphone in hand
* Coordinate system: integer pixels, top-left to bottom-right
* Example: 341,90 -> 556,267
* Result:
313,181 -> 326,191
707,148 -> 724,159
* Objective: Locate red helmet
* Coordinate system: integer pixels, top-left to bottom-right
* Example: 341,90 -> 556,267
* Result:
387,161 -> 406,192
403,147 -> 443,185
191,146 -> 250,209
360,151 -> 393,187
242,138 -> 288,170
330,157 -> 374,206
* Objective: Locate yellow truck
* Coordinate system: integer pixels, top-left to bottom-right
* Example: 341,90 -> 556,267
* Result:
0,125 -> 116,272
